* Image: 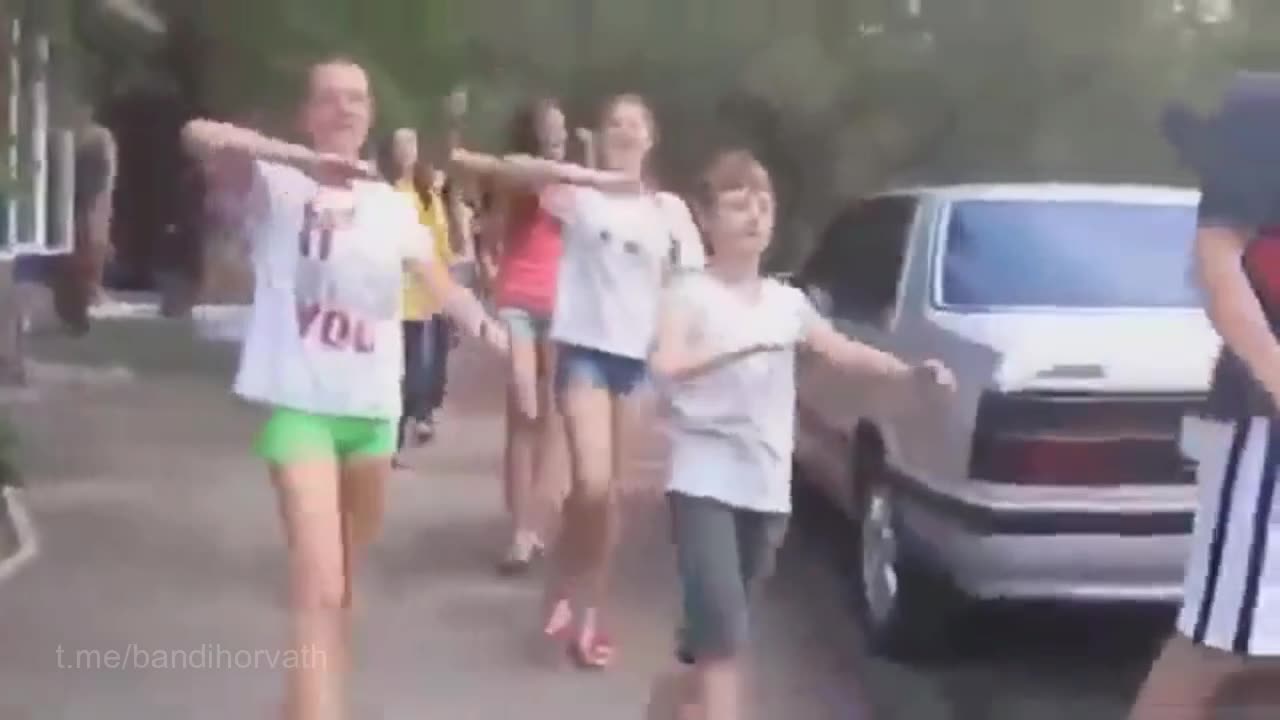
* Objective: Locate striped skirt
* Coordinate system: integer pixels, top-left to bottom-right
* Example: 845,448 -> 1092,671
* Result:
1178,417 -> 1280,656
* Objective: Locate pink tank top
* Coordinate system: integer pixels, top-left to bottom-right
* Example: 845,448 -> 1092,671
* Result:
495,194 -> 561,315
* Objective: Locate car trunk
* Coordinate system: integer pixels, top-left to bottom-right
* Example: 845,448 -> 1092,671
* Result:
926,310 -> 1220,489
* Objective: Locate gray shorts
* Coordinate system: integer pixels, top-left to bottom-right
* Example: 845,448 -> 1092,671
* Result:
669,492 -> 789,664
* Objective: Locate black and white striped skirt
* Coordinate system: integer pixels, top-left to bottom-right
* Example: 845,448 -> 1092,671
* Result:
1178,417 -> 1280,657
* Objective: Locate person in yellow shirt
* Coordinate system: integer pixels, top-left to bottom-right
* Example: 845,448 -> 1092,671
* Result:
379,127 -> 459,454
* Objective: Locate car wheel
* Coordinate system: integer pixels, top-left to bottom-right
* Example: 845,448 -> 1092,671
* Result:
850,434 -> 957,662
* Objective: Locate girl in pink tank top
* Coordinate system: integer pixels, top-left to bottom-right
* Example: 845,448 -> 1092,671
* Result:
470,98 -> 572,578
494,192 -> 561,314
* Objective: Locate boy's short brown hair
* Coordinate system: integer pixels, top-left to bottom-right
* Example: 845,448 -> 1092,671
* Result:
693,149 -> 774,211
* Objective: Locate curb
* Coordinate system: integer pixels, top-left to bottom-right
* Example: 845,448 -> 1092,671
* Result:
0,484 -> 39,584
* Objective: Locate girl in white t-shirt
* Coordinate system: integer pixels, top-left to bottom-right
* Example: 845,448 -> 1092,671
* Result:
182,58 -> 507,720
451,94 -> 705,669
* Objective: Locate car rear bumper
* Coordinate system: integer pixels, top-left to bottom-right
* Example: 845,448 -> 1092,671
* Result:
890,471 -> 1194,602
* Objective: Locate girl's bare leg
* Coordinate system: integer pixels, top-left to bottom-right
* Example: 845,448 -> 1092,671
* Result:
546,381 -> 615,646
1129,633 -> 1241,720
337,455 -> 390,605
531,339 -> 569,541
648,669 -> 705,720
696,659 -> 742,720
553,381 -> 620,665
501,331 -> 542,571
271,459 -> 348,720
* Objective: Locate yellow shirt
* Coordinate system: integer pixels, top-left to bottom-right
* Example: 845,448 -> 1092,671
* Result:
398,181 -> 455,320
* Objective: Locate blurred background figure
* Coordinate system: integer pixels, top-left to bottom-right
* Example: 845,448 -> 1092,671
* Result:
15,106 -> 119,335
379,127 -> 453,456
482,97 -> 572,575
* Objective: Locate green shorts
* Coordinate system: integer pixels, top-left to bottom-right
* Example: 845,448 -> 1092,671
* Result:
254,408 -> 397,465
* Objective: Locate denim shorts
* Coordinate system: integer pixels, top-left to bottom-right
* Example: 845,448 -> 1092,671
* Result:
554,343 -> 647,397
497,306 -> 551,340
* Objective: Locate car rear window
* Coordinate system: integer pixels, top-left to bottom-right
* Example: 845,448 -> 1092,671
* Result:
939,199 -> 1202,309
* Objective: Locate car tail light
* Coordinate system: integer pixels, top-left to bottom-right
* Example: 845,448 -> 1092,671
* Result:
967,391 -> 1202,486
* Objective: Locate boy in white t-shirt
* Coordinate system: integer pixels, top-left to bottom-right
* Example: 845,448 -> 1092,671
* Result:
646,151 -> 955,720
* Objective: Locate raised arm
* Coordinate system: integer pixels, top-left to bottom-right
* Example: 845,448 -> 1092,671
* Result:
449,149 -> 640,193
180,119 -> 373,201
803,318 -> 954,392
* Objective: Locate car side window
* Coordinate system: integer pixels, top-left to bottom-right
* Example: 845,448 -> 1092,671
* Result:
801,196 -> 916,329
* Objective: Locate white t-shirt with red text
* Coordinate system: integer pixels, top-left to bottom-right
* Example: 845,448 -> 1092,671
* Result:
233,160 -> 431,420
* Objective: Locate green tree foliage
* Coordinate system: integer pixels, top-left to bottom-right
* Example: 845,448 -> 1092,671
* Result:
47,0 -> 1280,263
414,0 -> 1266,265
175,0 -> 462,137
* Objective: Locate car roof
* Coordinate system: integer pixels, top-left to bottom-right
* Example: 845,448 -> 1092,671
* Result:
873,182 -> 1201,206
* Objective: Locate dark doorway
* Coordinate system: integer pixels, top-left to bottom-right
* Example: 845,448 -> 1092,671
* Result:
100,18 -> 205,297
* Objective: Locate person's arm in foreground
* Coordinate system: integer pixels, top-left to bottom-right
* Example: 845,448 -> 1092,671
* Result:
181,119 -> 373,200
406,255 -> 508,355
450,148 -> 639,193
1197,225 -> 1280,405
803,318 -> 956,390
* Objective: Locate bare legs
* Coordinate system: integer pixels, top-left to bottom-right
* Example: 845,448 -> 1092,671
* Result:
500,334 -> 567,572
271,455 -> 388,720
545,381 -> 627,665
1128,633 -> 1280,720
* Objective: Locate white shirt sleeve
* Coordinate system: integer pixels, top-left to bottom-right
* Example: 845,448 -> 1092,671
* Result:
657,192 -> 706,270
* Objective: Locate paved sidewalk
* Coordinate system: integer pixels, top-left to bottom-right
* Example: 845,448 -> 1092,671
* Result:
0,317 -> 874,719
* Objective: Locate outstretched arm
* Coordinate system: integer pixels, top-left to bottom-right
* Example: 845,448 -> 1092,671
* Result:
180,119 -> 374,206
649,291 -> 786,383
803,319 -> 955,390
405,256 -> 508,355
449,149 -> 640,193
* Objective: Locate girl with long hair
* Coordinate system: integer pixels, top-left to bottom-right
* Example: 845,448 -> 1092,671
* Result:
452,93 -> 706,668
181,58 -> 507,719
481,98 -> 572,574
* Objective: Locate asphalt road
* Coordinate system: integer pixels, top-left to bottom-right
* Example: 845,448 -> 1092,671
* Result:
0,314 -> 1180,719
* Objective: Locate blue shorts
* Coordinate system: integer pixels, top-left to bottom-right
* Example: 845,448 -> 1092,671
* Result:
554,343 -> 647,397
497,306 -> 551,341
